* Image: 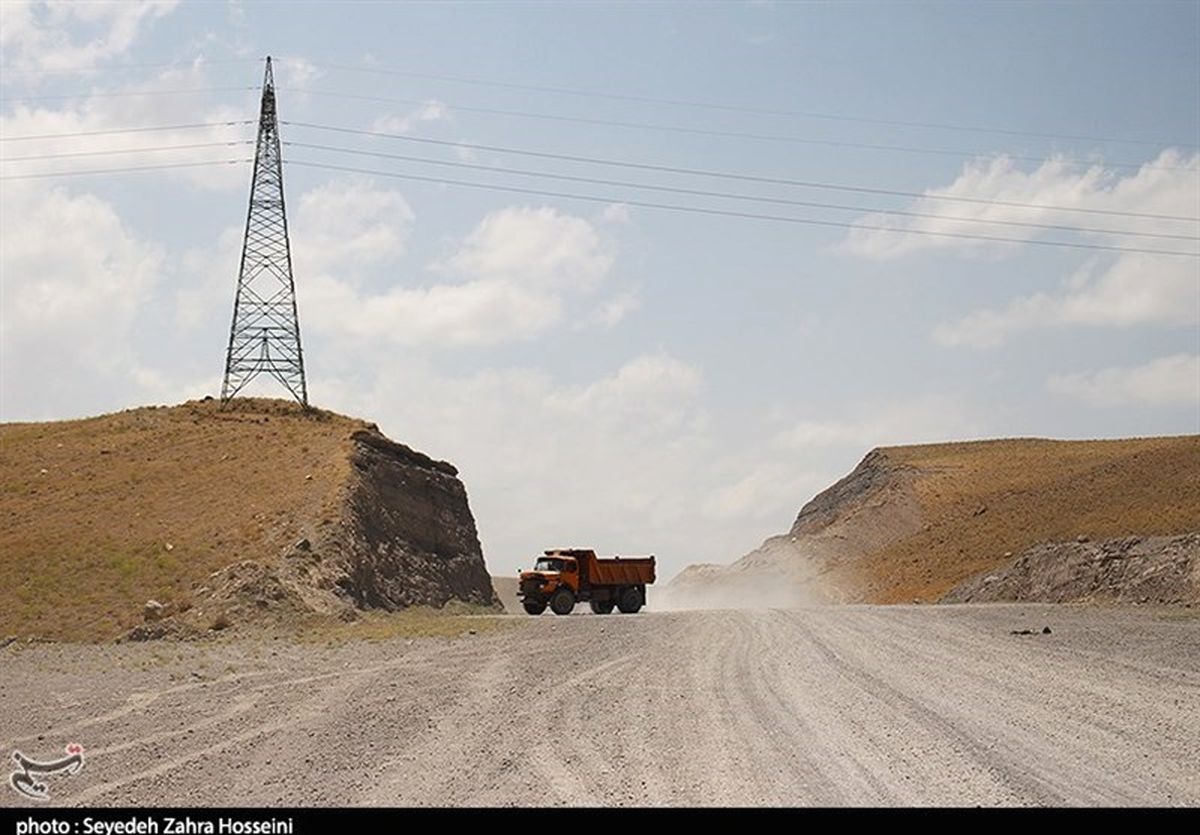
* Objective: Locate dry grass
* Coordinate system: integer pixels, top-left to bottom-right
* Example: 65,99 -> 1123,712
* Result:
0,398 -> 369,641
841,436 -> 1200,602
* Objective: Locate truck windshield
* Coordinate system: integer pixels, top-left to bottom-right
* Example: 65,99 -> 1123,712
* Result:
534,558 -> 567,572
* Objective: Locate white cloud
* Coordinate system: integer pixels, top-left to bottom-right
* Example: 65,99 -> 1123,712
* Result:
588,290 -> 640,327
600,203 -> 631,225
298,200 -> 617,347
841,150 -> 1199,261
0,63 -> 253,190
773,394 -> 982,450
1047,354 -> 1200,408
304,273 -> 565,347
0,181 -> 165,416
0,0 -> 178,72
316,353 -> 720,577
838,149 -> 1199,348
439,206 -> 612,290
370,100 -> 451,135
292,176 -> 415,275
933,252 -> 1199,347
273,55 -> 321,88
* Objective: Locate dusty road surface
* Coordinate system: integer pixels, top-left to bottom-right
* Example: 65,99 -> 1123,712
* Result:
2,605 -> 1197,806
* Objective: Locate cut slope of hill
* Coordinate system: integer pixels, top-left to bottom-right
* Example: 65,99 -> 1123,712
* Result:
0,398 -> 499,641
664,436 -> 1200,607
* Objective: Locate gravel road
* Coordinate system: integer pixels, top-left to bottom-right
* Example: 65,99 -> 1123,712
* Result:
2,605 -> 1197,806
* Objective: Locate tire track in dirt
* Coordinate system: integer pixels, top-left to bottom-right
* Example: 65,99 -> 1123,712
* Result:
3,605 -> 1196,807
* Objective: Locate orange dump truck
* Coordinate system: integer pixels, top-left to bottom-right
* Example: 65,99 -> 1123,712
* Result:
518,548 -> 656,615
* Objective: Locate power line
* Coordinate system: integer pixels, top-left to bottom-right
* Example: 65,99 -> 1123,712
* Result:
0,87 -> 256,102
283,121 -> 1200,223
0,158 -> 252,180
282,158 -> 1199,258
0,120 -> 253,142
290,59 -> 1199,150
282,140 -> 1198,242
1,140 -> 253,162
281,88 -> 1189,173
0,58 -> 259,77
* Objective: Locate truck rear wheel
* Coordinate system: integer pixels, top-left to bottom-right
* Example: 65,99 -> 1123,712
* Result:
589,599 -> 615,615
549,588 -> 575,616
617,588 -> 643,614
522,600 -> 547,615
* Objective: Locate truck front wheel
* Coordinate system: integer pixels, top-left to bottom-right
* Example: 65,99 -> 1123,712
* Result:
589,599 -> 615,615
549,588 -> 576,616
617,587 -> 643,614
522,600 -> 547,615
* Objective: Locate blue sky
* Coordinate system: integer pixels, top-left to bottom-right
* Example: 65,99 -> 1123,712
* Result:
2,1 -> 1197,579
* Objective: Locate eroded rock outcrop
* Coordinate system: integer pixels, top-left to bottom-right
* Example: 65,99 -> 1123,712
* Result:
942,534 -> 1200,605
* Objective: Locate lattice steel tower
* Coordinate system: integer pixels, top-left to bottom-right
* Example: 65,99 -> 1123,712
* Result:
221,56 -> 308,406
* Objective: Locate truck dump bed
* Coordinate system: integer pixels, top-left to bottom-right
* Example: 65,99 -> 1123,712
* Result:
590,556 -> 656,587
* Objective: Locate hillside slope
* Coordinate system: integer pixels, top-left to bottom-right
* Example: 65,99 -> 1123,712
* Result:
664,436 -> 1200,607
0,398 -> 499,641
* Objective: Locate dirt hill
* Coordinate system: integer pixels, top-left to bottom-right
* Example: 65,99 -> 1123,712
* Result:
0,398 -> 499,642
664,436 -> 1200,608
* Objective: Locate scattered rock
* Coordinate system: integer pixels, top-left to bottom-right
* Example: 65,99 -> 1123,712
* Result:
143,600 -> 167,622
0,636 -> 16,649
1076,534 -> 1090,543
294,538 -> 311,552
973,505 -> 988,517
125,619 -> 201,642
164,542 -> 174,552
1042,626 -> 1052,635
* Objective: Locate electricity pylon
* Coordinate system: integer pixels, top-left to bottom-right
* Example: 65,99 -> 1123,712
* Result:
221,56 -> 308,407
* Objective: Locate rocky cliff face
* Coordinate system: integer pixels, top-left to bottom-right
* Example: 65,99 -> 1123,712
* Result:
202,427 -> 501,632
942,534 -> 1200,605
327,430 -> 497,609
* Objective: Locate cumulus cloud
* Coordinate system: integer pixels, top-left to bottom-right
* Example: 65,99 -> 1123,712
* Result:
841,150 -> 1199,261
304,274 -> 565,347
1047,354 -> 1200,408
370,100 -> 451,135
313,353 -> 714,572
291,176 -> 415,275
0,181 -> 166,416
588,291 -> 640,327
772,394 -> 983,451
933,252 -> 1199,347
0,62 -> 253,190
838,149 -> 1199,349
438,206 -> 612,290
301,201 -> 617,347
0,0 -> 178,73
